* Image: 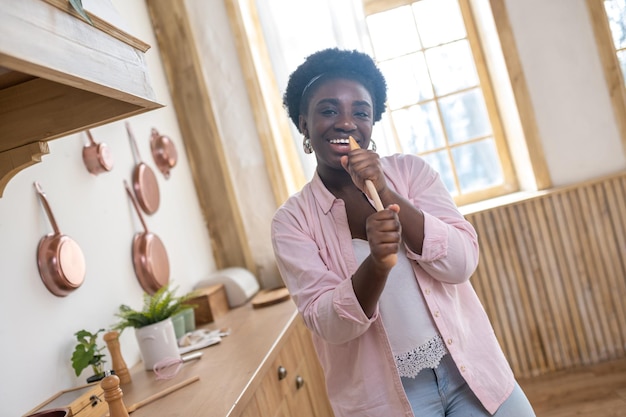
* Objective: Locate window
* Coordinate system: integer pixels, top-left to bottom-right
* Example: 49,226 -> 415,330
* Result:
603,0 -> 626,83
364,0 -> 517,205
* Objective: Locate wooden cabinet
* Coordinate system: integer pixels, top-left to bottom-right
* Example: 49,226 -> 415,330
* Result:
125,300 -> 334,417
0,0 -> 161,196
240,316 -> 334,417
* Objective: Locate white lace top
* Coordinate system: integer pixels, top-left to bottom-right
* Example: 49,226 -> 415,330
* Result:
352,239 -> 447,378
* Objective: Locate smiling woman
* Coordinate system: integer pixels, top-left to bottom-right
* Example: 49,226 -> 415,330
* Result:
271,48 -> 536,417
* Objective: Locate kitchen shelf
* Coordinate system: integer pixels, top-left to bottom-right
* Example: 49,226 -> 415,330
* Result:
0,0 -> 163,196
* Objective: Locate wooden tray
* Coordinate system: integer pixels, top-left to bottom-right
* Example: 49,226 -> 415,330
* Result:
251,287 -> 290,309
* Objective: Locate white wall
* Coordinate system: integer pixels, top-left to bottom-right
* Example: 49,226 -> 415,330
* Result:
0,2 -> 216,415
505,0 -> 626,185
184,0 -> 283,289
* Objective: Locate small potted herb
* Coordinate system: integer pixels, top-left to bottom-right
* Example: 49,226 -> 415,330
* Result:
112,285 -> 196,370
71,328 -> 107,383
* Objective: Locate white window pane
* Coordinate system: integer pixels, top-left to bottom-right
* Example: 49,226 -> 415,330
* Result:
412,0 -> 467,48
392,102 -> 445,153
367,6 -> 421,60
439,89 -> 492,144
425,40 -> 479,96
422,151 -> 457,195
379,53 -> 433,108
604,0 -> 626,49
451,139 -> 503,193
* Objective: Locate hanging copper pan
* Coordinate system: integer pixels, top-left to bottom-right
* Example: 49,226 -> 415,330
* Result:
124,181 -> 169,294
126,122 -> 160,215
34,182 -> 86,297
150,128 -> 178,179
82,130 -> 113,175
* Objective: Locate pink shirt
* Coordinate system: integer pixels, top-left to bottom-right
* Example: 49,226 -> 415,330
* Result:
271,154 -> 514,416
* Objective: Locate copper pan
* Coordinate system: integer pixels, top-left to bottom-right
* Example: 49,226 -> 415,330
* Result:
123,181 -> 169,294
150,128 -> 177,179
34,182 -> 86,297
126,122 -> 160,215
82,130 -> 113,175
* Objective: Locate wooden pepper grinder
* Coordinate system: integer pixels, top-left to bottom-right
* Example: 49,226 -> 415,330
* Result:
104,331 -> 131,384
101,374 -> 130,417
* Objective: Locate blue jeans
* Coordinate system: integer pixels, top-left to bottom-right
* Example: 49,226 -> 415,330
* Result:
401,354 -> 536,416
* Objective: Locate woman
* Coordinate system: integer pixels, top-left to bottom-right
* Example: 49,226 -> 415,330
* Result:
271,48 -> 535,417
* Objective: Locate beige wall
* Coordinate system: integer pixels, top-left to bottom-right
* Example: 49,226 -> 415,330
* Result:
0,2 -> 216,415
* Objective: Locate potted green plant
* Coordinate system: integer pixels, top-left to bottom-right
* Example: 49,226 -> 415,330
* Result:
71,328 -> 107,383
112,285 -> 195,370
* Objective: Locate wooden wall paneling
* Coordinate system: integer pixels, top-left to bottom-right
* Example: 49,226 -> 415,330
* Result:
589,183 -> 626,356
493,207 -> 533,374
551,192 -> 593,365
145,0 -> 256,272
520,200 -> 559,372
541,194 -> 580,366
480,210 -> 523,372
504,204 -> 548,376
571,186 -> 611,361
605,178 -> 626,275
467,172 -> 626,378
577,186 -> 617,360
473,212 -> 517,366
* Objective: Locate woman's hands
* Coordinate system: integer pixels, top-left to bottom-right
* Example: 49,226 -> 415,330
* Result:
342,144 -> 400,268
366,204 -> 401,270
340,145 -> 387,197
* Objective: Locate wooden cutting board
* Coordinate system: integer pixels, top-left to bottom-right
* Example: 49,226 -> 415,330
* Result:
251,287 -> 290,309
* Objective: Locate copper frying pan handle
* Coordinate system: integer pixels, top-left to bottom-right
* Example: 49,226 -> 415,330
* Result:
126,122 -> 142,164
33,182 -> 60,234
124,180 -> 150,233
86,130 -> 97,146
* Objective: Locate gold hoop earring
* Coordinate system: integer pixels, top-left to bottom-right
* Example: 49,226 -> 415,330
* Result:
303,137 -> 313,154
369,139 -> 377,152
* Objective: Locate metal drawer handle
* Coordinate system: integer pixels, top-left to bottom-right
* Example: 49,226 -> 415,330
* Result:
277,366 -> 287,380
295,375 -> 304,390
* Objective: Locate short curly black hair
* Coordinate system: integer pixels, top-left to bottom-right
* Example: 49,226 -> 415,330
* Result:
282,48 -> 387,132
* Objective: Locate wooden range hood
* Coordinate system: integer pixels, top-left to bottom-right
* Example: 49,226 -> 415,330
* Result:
0,0 -> 162,196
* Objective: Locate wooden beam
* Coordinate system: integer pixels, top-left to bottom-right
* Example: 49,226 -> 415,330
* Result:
145,0 -> 256,273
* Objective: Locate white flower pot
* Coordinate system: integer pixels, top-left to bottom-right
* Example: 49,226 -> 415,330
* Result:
134,318 -> 181,370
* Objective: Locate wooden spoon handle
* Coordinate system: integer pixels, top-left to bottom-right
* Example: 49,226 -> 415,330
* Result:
348,136 -> 397,267
127,376 -> 200,413
348,137 -> 385,211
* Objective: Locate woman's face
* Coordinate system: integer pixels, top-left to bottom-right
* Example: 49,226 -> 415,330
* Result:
299,78 -> 374,171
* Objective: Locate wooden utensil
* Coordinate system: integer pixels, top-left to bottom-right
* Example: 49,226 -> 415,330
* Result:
251,287 -> 290,309
126,376 -> 200,413
104,331 -> 131,385
101,374 -> 129,417
348,136 -> 397,266
348,136 -> 384,211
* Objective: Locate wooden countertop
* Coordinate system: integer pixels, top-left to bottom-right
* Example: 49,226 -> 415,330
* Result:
120,298 -> 298,417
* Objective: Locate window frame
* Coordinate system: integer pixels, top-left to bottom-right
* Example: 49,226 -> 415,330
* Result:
364,0 -> 519,205
586,0 -> 626,159
227,0 -> 552,207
